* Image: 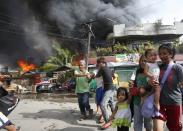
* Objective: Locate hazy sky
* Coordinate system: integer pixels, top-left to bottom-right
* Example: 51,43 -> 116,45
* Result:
138,0 -> 183,25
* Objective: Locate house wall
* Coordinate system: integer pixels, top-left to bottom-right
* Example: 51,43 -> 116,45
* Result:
113,22 -> 183,37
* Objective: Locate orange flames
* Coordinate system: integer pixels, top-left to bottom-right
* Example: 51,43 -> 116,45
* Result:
17,59 -> 36,72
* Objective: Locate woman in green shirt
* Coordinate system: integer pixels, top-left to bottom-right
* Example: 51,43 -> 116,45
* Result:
132,55 -> 153,131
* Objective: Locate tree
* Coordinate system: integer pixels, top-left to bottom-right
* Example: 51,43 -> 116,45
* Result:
41,42 -> 74,71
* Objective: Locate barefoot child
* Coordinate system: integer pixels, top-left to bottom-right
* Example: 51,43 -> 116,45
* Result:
92,69 -> 104,123
102,87 -> 131,131
144,48 -> 160,110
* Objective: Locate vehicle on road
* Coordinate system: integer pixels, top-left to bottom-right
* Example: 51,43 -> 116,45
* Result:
35,78 -> 75,93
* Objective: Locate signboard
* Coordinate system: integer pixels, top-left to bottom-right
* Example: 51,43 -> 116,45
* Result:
115,53 -> 139,63
116,54 -> 128,62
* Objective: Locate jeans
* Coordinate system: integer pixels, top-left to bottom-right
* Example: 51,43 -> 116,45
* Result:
77,92 -> 91,115
134,104 -> 152,131
100,89 -> 115,122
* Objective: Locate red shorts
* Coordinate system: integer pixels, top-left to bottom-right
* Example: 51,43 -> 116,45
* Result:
153,104 -> 182,131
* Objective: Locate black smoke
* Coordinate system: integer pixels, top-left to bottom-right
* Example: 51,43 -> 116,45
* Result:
47,0 -> 140,39
0,0 -> 140,68
0,0 -> 52,67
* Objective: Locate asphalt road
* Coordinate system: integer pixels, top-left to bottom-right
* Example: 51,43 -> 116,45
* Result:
4,93 -> 172,131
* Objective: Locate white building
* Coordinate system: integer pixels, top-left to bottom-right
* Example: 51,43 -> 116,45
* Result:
113,21 -> 183,44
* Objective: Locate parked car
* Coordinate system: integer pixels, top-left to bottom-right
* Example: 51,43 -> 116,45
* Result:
35,80 -> 59,93
35,78 -> 75,93
35,81 -> 51,93
62,78 -> 76,91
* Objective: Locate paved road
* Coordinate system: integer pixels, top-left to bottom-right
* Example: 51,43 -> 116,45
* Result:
5,94 -> 173,131
7,99 -> 135,131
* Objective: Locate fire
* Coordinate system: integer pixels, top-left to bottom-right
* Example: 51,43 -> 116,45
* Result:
17,59 -> 36,72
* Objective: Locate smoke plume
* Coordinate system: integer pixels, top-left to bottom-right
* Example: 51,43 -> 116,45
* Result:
0,0 -> 140,68
48,0 -> 140,39
0,1 -> 53,68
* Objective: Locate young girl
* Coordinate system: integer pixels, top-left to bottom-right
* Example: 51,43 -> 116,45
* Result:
95,85 -> 104,123
102,87 -> 131,131
144,48 -> 160,110
93,68 -> 104,123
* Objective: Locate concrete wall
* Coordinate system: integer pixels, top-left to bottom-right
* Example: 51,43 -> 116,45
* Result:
113,22 -> 183,37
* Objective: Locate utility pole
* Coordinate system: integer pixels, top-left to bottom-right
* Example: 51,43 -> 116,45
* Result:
83,18 -> 117,69
83,20 -> 95,70
86,23 -> 92,70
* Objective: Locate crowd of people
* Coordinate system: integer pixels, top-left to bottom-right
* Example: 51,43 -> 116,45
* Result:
74,43 -> 183,131
0,43 -> 183,131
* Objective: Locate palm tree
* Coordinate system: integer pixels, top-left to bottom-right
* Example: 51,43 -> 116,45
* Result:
41,43 -> 74,71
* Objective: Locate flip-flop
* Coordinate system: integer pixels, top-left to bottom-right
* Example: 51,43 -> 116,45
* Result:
100,122 -> 111,130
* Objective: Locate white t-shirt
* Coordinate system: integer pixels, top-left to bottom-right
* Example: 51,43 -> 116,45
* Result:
147,62 -> 160,82
93,69 -> 103,88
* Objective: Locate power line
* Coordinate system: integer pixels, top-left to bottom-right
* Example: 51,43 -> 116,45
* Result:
0,28 -> 86,41
0,13 -> 86,33
0,18 -> 86,35
0,19 -> 22,28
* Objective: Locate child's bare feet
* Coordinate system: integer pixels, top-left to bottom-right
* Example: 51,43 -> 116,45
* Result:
98,115 -> 104,124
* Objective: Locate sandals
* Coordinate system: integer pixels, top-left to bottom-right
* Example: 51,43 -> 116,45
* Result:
100,122 -> 111,130
79,115 -> 87,121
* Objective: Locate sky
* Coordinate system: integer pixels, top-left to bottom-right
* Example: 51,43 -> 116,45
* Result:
138,0 -> 183,25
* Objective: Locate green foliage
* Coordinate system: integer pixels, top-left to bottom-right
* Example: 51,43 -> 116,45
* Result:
40,63 -> 59,72
113,42 -> 134,54
176,43 -> 183,53
95,41 -> 155,56
57,69 -> 75,83
41,41 -> 74,72
96,47 -> 113,56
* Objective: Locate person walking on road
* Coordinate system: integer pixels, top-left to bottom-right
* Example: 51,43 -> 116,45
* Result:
95,57 -> 116,129
104,87 -> 132,131
74,60 -> 93,121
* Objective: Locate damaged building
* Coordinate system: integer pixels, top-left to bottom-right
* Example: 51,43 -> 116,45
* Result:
113,21 -> 183,46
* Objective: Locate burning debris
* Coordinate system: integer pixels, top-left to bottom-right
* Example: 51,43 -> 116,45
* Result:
17,60 -> 36,72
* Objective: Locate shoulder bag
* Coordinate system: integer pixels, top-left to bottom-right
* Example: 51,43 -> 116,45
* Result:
141,62 -> 174,118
